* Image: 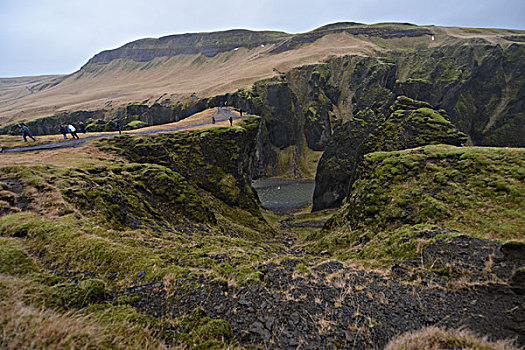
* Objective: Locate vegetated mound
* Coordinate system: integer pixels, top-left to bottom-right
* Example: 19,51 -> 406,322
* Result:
326,145 -> 523,238
0,117 -> 289,348
63,117 -> 268,235
313,96 -> 468,211
310,145 -> 524,288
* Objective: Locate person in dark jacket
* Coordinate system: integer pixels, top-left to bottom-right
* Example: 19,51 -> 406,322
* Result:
59,125 -> 68,139
78,121 -> 86,134
18,124 -> 36,142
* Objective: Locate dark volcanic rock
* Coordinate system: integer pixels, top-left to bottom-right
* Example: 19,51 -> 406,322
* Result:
126,257 -> 525,349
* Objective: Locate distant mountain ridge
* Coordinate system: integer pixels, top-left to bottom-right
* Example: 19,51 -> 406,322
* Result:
85,29 -> 290,65
84,22 -> 434,66
1,22 -> 524,129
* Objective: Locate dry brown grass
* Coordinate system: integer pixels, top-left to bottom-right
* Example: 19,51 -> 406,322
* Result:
0,275 -> 166,350
384,326 -> 519,350
0,32 -> 379,124
0,144 -> 115,168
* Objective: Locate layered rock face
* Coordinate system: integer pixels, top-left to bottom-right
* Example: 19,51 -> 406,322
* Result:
85,30 -> 290,64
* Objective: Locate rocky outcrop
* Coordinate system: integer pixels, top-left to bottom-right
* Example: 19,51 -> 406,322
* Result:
392,44 -> 525,147
99,117 -> 264,225
233,43 -> 524,180
312,97 -> 468,211
58,117 -> 266,233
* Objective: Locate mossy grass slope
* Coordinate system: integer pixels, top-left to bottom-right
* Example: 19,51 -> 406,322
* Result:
311,145 -> 525,267
0,117 -> 283,348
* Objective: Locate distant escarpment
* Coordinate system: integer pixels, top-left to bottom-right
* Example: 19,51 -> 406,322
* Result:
85,30 -> 290,65
83,23 -> 433,66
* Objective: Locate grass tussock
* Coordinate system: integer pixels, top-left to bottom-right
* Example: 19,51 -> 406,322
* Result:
385,326 -> 519,350
0,276 -> 166,350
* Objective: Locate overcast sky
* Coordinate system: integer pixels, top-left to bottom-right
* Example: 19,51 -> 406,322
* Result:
1,0 -> 524,78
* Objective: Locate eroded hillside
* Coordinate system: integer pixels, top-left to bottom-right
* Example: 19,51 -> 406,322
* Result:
0,116 -> 523,348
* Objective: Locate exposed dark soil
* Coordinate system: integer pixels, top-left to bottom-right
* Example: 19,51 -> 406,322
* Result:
0,178 -> 30,214
124,234 -> 524,349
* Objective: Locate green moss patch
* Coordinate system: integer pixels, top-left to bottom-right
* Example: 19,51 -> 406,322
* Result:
0,237 -> 37,275
172,308 -> 235,349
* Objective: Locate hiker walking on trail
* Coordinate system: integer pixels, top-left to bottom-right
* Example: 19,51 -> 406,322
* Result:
59,125 -> 68,139
18,124 -> 36,142
67,124 -> 79,139
115,121 -> 121,135
212,115 -> 216,124
229,115 -> 233,127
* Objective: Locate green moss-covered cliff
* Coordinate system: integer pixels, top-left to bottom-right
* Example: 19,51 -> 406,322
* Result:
312,96 -> 468,210
309,145 -> 525,265
0,117 -> 277,348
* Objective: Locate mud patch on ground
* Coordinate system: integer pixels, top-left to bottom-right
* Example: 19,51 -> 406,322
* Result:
0,178 -> 30,215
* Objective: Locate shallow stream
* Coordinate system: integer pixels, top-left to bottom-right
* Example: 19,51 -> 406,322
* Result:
252,179 -> 315,213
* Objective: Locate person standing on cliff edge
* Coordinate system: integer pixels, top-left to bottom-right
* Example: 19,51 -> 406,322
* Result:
59,125 -> 68,139
78,121 -> 86,134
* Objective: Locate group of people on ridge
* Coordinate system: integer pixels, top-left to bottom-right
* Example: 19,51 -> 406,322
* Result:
213,101 -> 242,126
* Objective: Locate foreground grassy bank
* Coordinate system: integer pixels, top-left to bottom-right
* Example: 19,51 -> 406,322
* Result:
0,125 -> 523,348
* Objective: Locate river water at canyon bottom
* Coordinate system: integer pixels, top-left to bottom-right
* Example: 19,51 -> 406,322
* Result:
252,179 -> 315,213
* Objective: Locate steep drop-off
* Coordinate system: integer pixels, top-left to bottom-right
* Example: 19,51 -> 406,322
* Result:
308,144 -> 524,290
312,96 -> 468,210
